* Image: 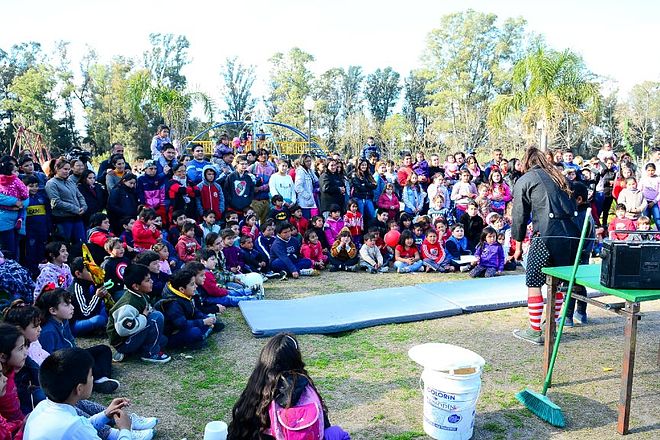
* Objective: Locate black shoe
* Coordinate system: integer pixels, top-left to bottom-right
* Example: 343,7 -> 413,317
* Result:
213,322 -> 226,332
93,377 -> 120,394
328,265 -> 339,272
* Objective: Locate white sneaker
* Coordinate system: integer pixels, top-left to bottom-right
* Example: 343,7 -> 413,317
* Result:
131,428 -> 154,440
130,413 -> 158,430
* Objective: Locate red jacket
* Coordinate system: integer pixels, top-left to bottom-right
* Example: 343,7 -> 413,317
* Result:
343,211 -> 363,237
132,219 -> 162,250
0,370 -> 23,439
300,241 -> 327,263
176,235 -> 201,262
421,239 -> 446,263
201,270 -> 229,297
377,192 -> 400,221
290,216 -> 309,235
197,181 -> 224,219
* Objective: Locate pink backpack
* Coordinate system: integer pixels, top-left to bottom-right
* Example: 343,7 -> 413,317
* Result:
267,384 -> 324,440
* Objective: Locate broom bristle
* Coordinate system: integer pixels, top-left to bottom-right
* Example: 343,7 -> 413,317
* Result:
516,389 -> 565,428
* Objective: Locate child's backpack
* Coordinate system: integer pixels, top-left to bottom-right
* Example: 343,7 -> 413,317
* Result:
267,384 -> 323,440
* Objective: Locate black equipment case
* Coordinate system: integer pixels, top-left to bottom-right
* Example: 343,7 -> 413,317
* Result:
600,240 -> 660,290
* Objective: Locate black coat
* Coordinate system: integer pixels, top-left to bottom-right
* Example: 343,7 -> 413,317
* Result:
107,184 -> 139,234
351,174 -> 377,199
511,166 -> 580,267
78,182 -> 107,226
319,171 -> 345,213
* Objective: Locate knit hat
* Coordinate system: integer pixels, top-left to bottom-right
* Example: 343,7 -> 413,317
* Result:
143,159 -> 157,169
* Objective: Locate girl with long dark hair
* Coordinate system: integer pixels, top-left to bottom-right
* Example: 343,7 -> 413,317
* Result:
351,159 -> 377,223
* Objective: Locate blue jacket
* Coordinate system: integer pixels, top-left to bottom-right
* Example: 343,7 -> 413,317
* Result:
39,318 -> 75,354
445,236 -> 470,259
255,234 -> 275,263
0,193 -> 20,232
186,159 -> 212,185
157,283 -> 207,336
270,235 -> 302,273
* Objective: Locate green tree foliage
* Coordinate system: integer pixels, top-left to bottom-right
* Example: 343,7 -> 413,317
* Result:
314,68 -> 344,149
620,81 -> 660,160
403,70 -> 431,144
489,47 -> 601,150
143,33 -> 190,90
267,48 -> 315,130
221,57 -> 256,121
422,10 -> 527,151
364,67 -> 401,124
342,65 -> 363,117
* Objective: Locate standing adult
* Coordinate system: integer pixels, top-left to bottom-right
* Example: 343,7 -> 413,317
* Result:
511,147 -> 580,344
294,154 -> 319,219
107,173 -> 139,235
150,124 -> 171,160
45,158 -> 88,245
465,156 -> 485,185
104,154 -> 128,191
77,169 -> 107,227
157,143 -> 179,178
319,159 -> 346,216
249,148 -> 276,224
186,144 -> 212,186
351,159 -> 377,223
97,143 -> 130,184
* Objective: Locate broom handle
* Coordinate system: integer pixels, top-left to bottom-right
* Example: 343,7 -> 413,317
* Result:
541,207 -> 592,396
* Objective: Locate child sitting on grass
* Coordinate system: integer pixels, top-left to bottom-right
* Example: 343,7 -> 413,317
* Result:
132,207 -> 161,251
176,222 -> 201,263
270,222 -> 318,278
459,201 -> 484,252
308,215 -> 330,251
23,347 -> 158,440
156,270 -> 221,349
68,257 -> 110,337
394,230 -> 424,273
267,194 -> 289,224
444,224 -> 472,272
421,229 -> 454,273
198,249 -> 257,306
240,236 -> 269,274
33,241 -> 73,301
301,229 -> 328,270
323,204 -> 345,247
359,232 -> 388,273
101,237 -> 130,302
222,228 -> 249,273
329,228 -> 359,272
469,227 -> 504,278
36,287 -> 119,394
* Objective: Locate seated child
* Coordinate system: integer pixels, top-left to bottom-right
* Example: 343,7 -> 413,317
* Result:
368,226 -> 392,265
368,209 -> 389,237
412,222 -> 425,249
421,229 -> 454,272
118,216 -> 135,252
300,229 -> 328,270
23,347 -> 157,440
133,251 -> 170,300
633,215 -> 660,241
328,228 -> 359,272
106,264 -> 171,364
343,199 -> 364,246
152,240 -> 177,274
132,207 -> 162,251
267,195 -> 290,224
270,222 -> 318,278
0,323 -> 28,438
469,227 -> 504,278
241,213 -> 261,241
101,237 -> 130,301
617,177 -> 647,220
608,203 -> 635,240
33,241 -> 73,301
254,221 -> 278,272
428,194 -> 450,223
35,287 -> 119,394
459,201 -> 485,252
200,209 -> 221,239
445,224 -> 472,272
394,230 -> 424,273
227,333 -> 350,440
167,210 -> 187,247
198,249 -> 257,306
323,204 -> 345,246
222,228 -> 249,273
308,215 -> 330,251
68,257 -> 109,337
288,205 -> 308,236
156,270 -> 220,349
240,236 -> 269,273
359,232 -> 388,273
176,222 -> 201,263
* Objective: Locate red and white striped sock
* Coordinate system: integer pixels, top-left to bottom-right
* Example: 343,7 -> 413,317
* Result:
554,291 -> 564,322
528,295 -> 544,332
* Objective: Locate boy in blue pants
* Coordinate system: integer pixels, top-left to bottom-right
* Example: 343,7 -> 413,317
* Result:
270,222 -> 318,278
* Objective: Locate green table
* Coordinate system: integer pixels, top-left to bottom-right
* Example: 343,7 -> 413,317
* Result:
542,264 -> 660,435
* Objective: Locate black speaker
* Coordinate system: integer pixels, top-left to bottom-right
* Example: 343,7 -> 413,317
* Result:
600,240 -> 660,289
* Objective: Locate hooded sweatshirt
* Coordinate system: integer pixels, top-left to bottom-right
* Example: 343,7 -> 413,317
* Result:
158,282 -> 208,336
196,165 -> 225,219
33,262 -> 73,300
136,172 -> 166,208
323,217 -> 345,247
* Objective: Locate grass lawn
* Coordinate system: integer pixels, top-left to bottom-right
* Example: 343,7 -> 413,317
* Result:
83,270 -> 660,440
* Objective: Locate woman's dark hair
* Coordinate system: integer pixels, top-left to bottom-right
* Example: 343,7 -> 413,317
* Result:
120,172 -> 137,184
170,269 -> 196,291
479,226 -> 498,246
0,159 -> 15,176
0,323 -> 23,368
303,228 -> 318,243
398,213 -> 412,230
521,147 -> 571,196
3,299 -> 41,330
110,154 -> 125,168
40,347 -> 94,403
355,159 -> 375,184
88,212 -> 108,229
205,232 -> 220,248
228,333 -> 328,440
45,241 -> 66,262
399,229 -> 414,246
79,169 -> 96,185
35,288 -> 71,322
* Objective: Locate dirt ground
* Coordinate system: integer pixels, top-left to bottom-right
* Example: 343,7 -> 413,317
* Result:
84,270 -> 660,440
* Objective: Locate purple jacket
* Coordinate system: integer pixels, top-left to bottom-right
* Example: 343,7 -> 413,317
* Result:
323,217 -> 345,247
222,245 -> 248,272
475,242 -> 505,272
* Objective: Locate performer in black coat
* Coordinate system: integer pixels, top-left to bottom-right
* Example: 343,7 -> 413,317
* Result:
511,147 -> 580,344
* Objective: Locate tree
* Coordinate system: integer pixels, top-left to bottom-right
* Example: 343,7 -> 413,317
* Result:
403,70 -> 432,144
364,67 -> 401,124
143,33 -> 190,90
52,41 -> 79,150
422,10 -> 527,151
489,47 -> 601,151
314,68 -> 344,149
221,57 -> 256,121
380,114 -> 414,158
342,65 -> 363,117
622,81 -> 660,160
267,48 -> 315,129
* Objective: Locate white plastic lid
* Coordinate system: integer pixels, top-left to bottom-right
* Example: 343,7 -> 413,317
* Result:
408,343 -> 486,372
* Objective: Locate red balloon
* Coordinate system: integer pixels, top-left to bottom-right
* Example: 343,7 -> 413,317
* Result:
384,230 -> 401,247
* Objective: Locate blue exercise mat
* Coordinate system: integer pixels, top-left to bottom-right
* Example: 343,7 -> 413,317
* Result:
420,275 -> 528,312
239,286 -> 462,337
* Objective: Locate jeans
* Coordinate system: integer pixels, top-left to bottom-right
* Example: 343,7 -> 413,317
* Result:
55,218 -> 86,245
167,326 -> 206,348
205,284 -> 255,307
646,202 -> 660,227
271,258 -> 313,274
72,306 -> 108,336
76,399 -> 112,439
356,198 -> 376,224
423,258 -> 449,272
565,285 -> 588,319
0,228 -> 18,260
394,260 -> 423,272
86,345 -> 112,381
115,310 -> 168,358
328,255 -> 359,269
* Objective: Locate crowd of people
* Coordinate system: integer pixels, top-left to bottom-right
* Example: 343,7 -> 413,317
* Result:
0,122 -> 659,438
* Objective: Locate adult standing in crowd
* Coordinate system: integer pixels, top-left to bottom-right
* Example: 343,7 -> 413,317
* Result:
107,173 -> 139,235
294,154 -> 319,219
319,159 -> 346,216
186,144 -> 212,185
97,143 -> 130,185
77,169 -> 107,227
249,148 -> 276,224
511,147 -> 580,345
104,154 -> 128,191
157,143 -> 179,178
351,159 -> 377,222
45,158 -> 88,245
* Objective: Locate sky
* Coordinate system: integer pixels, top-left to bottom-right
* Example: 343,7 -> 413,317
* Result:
2,0 -> 659,126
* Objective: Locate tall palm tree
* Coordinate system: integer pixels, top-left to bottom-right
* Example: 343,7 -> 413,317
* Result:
489,47 -> 601,150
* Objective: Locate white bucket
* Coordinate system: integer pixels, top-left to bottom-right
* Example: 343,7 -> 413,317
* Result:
409,343 -> 486,440
203,421 -> 228,440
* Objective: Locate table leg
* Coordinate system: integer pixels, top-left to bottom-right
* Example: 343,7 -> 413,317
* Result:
617,301 -> 640,435
543,275 -> 558,386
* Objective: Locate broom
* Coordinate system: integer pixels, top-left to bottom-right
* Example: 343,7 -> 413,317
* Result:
516,207 -> 592,427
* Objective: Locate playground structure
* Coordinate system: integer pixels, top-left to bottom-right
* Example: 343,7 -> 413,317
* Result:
9,125 -> 50,163
183,120 -> 328,158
